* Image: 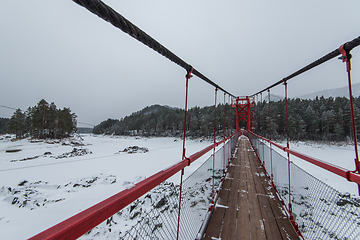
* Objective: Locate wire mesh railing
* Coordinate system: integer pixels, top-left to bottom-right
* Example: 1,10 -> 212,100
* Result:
247,132 -> 360,239
76,133 -> 240,239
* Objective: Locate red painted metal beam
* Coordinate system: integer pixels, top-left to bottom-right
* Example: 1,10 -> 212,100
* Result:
246,131 -> 360,185
29,161 -> 188,240
29,132 -> 239,240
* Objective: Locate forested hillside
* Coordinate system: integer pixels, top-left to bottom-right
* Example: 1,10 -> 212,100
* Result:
93,104 -> 236,138
256,96 -> 359,141
94,96 -> 360,142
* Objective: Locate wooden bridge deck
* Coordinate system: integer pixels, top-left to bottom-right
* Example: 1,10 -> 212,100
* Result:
204,136 -> 299,240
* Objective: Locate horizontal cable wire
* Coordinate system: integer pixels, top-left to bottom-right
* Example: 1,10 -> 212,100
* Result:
253,36 -> 360,96
72,0 -> 235,97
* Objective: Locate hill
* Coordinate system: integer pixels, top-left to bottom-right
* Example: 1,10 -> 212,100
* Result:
298,83 -> 360,99
261,83 -> 360,102
132,104 -> 179,116
93,104 -> 236,137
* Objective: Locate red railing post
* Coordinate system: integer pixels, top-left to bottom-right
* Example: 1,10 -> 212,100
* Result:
212,88 -> 218,203
268,89 -> 273,180
176,169 -> 184,240
223,93 -> 226,175
177,67 -> 193,240
284,80 -> 293,217
182,67 -> 193,161
228,95 -> 231,166
261,93 -> 265,166
339,45 -> 360,194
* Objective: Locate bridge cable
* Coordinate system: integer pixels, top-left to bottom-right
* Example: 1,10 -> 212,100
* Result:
72,0 -> 235,98
253,36 -> 360,96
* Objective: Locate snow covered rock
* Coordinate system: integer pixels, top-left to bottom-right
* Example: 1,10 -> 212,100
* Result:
118,146 -> 149,154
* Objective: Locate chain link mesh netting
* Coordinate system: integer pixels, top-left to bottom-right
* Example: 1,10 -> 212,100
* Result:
247,133 -> 360,239
80,133 -> 239,240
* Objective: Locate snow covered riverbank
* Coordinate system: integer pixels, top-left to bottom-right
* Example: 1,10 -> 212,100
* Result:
0,134 -> 212,239
1,134 -> 359,239
273,140 -> 359,196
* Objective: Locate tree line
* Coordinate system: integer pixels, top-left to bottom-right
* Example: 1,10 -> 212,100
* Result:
0,118 -> 9,134
7,99 -> 77,139
93,96 -> 360,142
93,104 -> 236,138
255,96 -> 360,141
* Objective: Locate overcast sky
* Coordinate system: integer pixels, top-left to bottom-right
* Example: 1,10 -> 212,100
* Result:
1,0 -> 360,127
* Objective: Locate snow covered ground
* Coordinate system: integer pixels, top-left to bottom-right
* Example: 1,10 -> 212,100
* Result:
274,140 -> 359,196
1,134 -> 359,239
0,134 -> 212,239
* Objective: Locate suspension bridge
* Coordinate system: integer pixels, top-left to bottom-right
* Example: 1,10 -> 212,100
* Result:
28,0 -> 360,239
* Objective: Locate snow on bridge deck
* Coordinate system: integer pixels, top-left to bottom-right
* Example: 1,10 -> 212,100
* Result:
204,136 -> 299,239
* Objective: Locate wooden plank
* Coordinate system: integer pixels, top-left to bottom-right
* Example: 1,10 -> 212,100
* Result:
204,136 -> 299,240
226,165 -> 235,179
246,140 -> 299,240
217,188 -> 230,206
220,158 -> 241,239
236,138 -> 251,239
244,138 -> 266,240
222,178 -> 232,190
203,206 -> 226,240
248,144 -> 283,240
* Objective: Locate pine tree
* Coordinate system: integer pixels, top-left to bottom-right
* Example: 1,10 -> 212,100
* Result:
8,108 -> 26,138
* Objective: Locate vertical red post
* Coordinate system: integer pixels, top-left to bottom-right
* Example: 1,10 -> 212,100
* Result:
284,81 -> 293,216
212,88 -> 218,203
247,97 -> 251,131
234,97 -> 251,132
261,93 -> 264,166
235,98 -> 239,132
177,67 -> 193,240
268,89 -> 273,180
228,95 -> 231,166
223,93 -> 226,174
339,45 -> 360,194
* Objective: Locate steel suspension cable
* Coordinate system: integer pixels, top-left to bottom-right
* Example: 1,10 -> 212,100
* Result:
253,36 -> 360,96
73,0 -> 234,97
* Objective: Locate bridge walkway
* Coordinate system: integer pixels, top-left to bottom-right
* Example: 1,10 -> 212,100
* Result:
204,136 -> 299,239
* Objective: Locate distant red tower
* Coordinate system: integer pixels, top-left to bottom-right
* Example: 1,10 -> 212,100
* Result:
232,97 -> 254,132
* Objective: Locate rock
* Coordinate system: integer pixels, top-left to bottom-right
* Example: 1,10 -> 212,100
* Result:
119,146 -> 149,154
52,148 -> 92,159
5,149 -> 21,153
18,180 -> 28,186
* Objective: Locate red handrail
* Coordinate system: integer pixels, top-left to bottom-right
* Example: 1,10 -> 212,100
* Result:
29,132 -> 239,240
246,131 -> 360,185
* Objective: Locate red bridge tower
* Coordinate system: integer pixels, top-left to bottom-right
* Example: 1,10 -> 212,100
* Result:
232,97 -> 254,132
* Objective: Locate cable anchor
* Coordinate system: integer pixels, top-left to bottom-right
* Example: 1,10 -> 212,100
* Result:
186,66 -> 193,80
339,44 -> 352,72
